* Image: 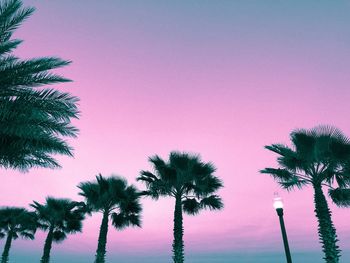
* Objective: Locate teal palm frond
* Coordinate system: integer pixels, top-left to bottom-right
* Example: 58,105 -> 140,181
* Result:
0,0 -> 79,170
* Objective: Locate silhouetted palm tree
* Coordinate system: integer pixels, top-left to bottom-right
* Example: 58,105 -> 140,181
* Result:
0,0 -> 79,170
31,197 -> 85,263
0,207 -> 37,263
261,125 -> 350,263
78,174 -> 142,263
137,151 -> 224,263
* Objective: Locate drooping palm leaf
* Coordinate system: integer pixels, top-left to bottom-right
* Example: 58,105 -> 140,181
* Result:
329,188 -> 350,207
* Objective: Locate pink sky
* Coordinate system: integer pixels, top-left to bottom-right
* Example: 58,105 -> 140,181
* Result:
1,1 -> 350,262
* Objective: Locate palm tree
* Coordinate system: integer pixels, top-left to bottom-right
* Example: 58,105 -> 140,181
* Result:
261,125 -> 350,263
137,151 -> 224,263
31,197 -> 85,263
0,0 -> 79,170
0,207 -> 37,263
78,174 -> 142,263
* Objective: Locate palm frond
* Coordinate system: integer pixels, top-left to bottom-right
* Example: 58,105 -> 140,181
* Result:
182,198 -> 200,215
79,174 -> 142,232
19,231 -> 34,240
265,144 -> 303,171
0,39 -> 21,55
0,206 -> 37,240
0,0 -> 35,42
65,218 -> 83,233
139,151 -> 224,219
138,190 -> 160,200
279,177 -> 309,191
0,0 -> 79,171
111,212 -> 141,230
137,170 -> 173,198
137,171 -> 156,184
260,168 -> 294,181
329,188 -> 350,207
263,125 -> 350,195
31,197 -> 84,241
52,230 -> 66,243
199,195 -> 223,210
119,186 -> 142,214
148,155 -> 166,170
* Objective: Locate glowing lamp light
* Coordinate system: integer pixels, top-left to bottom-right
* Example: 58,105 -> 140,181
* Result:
273,197 -> 284,210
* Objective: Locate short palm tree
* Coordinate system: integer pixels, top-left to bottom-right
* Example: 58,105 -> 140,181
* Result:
0,0 -> 79,170
78,174 -> 142,263
261,125 -> 350,263
31,197 -> 85,263
137,151 -> 224,263
0,207 -> 37,263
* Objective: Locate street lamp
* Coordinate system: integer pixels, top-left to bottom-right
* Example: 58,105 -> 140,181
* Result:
273,196 -> 292,263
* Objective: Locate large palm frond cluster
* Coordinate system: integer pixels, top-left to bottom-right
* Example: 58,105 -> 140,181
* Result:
79,174 -> 142,228
138,152 -> 223,214
31,197 -> 84,242
0,207 -> 37,240
261,125 -> 350,191
0,0 -> 79,170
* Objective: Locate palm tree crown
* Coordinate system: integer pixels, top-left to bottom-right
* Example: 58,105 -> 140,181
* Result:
138,152 -> 223,214
0,0 -> 79,170
261,125 -> 350,263
0,207 -> 37,263
137,151 -> 224,263
261,125 -> 350,191
31,197 -> 85,263
78,174 -> 142,263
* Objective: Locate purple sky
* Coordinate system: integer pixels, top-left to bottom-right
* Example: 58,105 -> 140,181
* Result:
1,1 -> 350,262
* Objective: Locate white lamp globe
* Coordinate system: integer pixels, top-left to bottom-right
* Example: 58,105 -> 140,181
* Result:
273,197 -> 284,209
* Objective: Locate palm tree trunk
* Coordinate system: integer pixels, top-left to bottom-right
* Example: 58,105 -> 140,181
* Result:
172,196 -> 184,263
95,210 -> 109,263
1,232 -> 13,263
41,226 -> 54,263
313,183 -> 340,263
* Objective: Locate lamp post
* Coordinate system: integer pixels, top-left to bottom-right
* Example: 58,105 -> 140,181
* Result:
273,196 -> 292,263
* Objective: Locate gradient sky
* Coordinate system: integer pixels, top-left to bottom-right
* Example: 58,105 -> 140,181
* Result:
1,0 -> 350,262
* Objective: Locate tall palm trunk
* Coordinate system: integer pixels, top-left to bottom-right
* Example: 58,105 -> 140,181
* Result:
1,232 -> 13,263
41,225 -> 54,263
313,183 -> 340,263
172,196 -> 184,263
95,210 -> 109,263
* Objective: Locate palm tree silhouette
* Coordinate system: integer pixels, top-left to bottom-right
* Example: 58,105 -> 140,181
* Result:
137,151 -> 224,263
0,207 -> 37,263
261,125 -> 350,263
31,197 -> 85,263
78,174 -> 142,263
0,0 -> 79,170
